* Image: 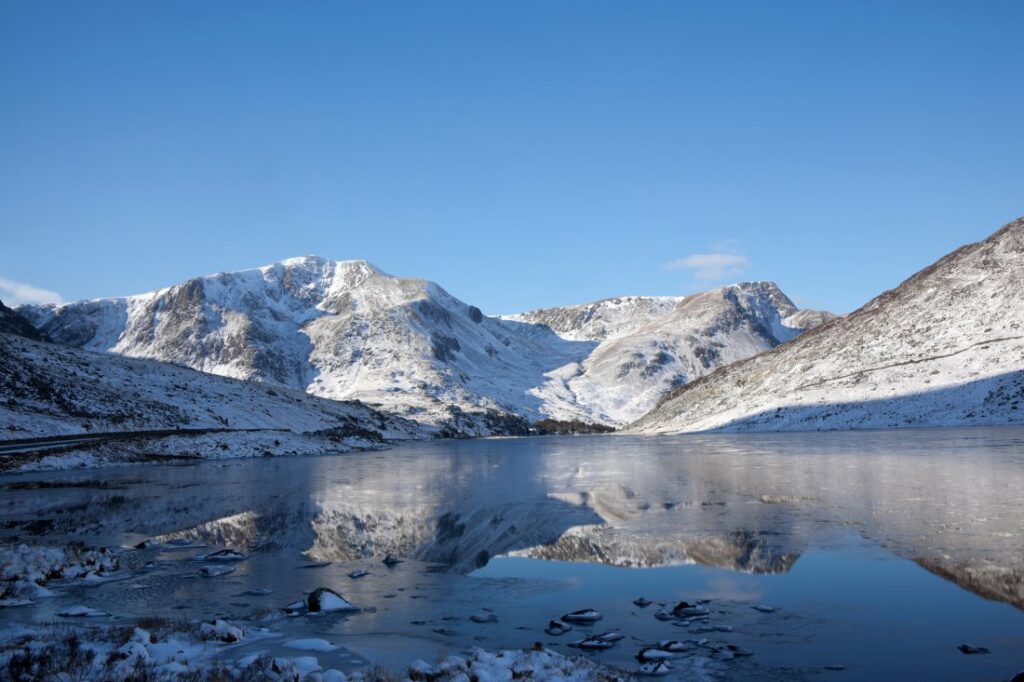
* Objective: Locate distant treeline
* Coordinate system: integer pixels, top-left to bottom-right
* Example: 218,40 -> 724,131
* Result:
532,419 -> 615,435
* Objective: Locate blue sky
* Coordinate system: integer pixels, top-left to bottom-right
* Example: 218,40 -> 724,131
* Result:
1,1 -> 1021,314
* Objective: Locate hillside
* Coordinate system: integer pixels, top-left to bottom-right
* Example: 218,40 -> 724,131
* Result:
631,217 -> 1024,433
0,331 -> 425,470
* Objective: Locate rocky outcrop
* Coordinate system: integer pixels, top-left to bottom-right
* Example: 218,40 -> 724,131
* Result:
0,299 -> 46,341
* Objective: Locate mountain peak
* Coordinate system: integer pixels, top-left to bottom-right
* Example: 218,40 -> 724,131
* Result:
265,256 -> 385,276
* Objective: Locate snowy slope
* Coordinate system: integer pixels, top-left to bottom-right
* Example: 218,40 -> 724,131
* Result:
631,217 -> 1024,433
507,283 -> 830,425
781,308 -> 837,330
0,331 -> 425,468
20,259 -> 826,431
505,295 -> 684,342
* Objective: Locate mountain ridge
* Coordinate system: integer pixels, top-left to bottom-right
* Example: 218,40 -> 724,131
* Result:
630,217 -> 1024,433
18,260 -> 828,432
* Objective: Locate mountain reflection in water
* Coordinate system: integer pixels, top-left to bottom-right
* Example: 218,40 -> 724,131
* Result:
2,428 -> 1022,610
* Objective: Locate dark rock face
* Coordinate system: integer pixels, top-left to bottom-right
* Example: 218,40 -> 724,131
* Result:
0,300 -> 46,341
430,333 -> 461,363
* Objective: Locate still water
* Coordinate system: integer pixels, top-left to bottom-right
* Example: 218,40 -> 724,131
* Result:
1,429 -> 1023,680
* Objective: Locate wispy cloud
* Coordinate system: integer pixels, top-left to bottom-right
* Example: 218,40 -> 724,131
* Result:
664,253 -> 750,282
0,276 -> 63,306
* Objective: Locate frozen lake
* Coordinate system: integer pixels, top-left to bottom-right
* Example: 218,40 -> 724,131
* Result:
2,428 -> 1023,680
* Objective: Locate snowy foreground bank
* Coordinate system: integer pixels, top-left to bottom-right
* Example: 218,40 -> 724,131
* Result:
0,543 -> 636,681
0,623 -> 627,682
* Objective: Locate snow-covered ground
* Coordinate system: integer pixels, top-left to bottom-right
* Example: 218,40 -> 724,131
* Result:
0,331 -> 428,471
631,218 -> 1024,434
17,258 -> 828,431
0,620 -> 633,682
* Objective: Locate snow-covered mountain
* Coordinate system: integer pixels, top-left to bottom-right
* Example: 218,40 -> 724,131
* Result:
631,217 -> 1024,433
511,282 -> 833,424
17,258 -> 588,435
18,259 -> 827,431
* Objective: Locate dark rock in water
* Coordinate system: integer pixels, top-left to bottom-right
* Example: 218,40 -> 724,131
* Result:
382,554 -> 403,567
199,549 -> 246,562
306,587 -> 356,613
637,647 -> 676,662
958,644 -> 990,655
300,561 -> 332,569
134,539 -> 159,550
633,597 -> 653,607
824,665 -> 846,671
725,644 -> 753,657
168,538 -> 200,547
470,612 -> 498,623
671,601 -> 708,618
572,638 -> 616,650
545,620 -> 571,636
751,605 -> 776,613
432,628 -> 457,637
241,588 -> 273,597
561,608 -> 602,623
348,570 -> 370,579
593,631 -> 624,643
657,641 -> 693,653
199,565 -> 234,577
639,660 -> 672,677
1009,672 -> 1024,682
